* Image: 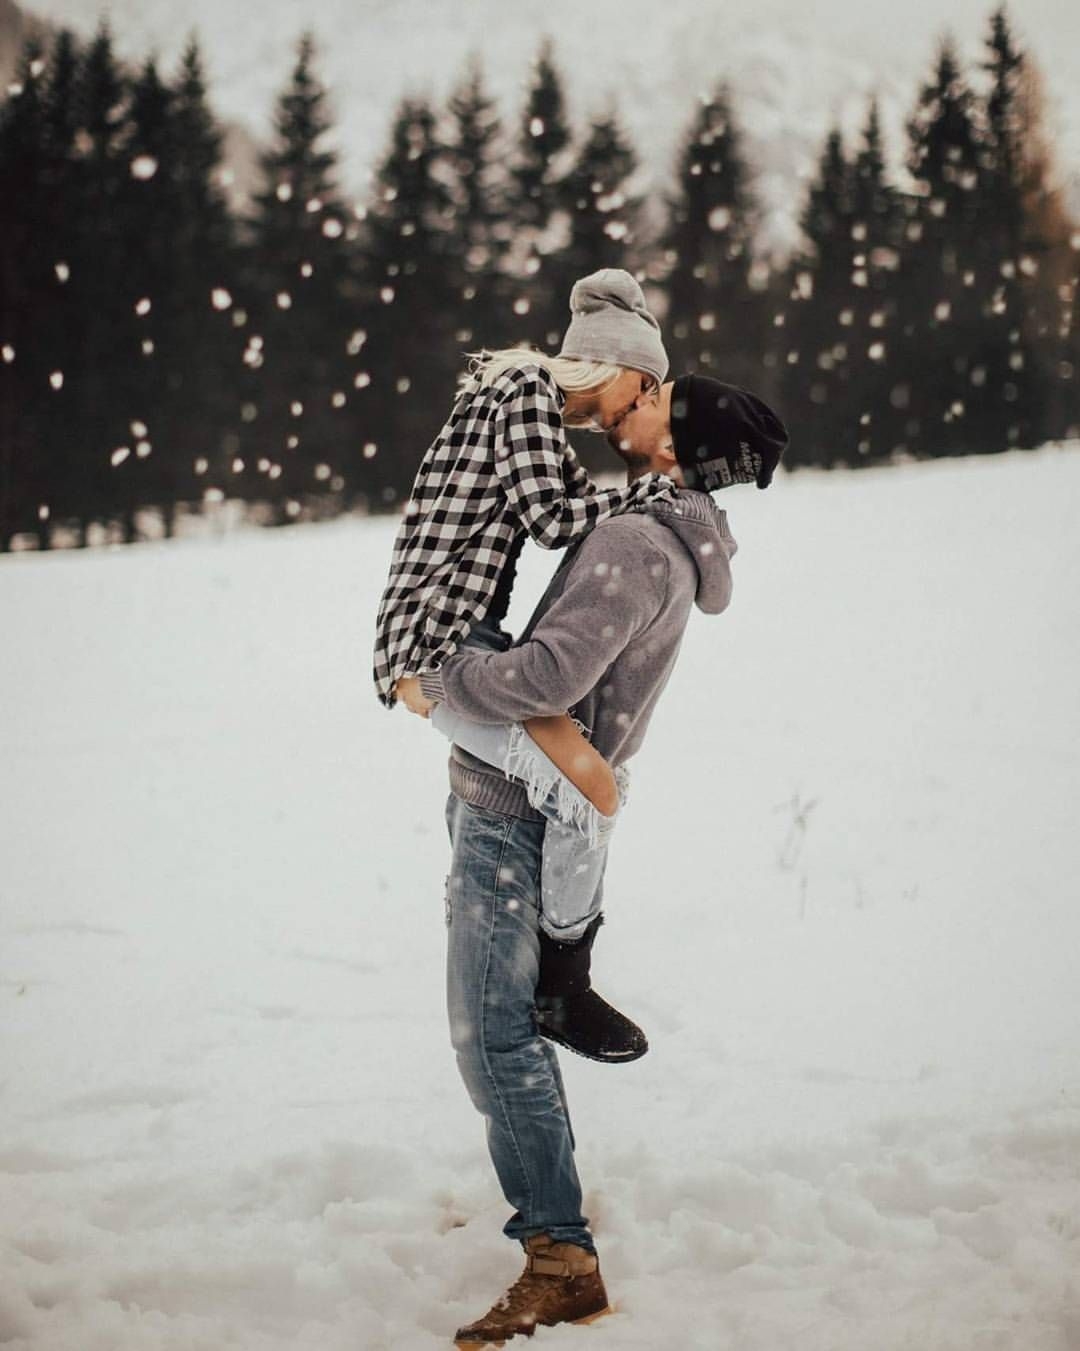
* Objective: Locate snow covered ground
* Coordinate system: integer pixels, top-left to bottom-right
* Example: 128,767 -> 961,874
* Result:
2,446 -> 1080,1350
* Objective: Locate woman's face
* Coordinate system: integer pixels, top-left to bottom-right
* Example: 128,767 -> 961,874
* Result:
607,380 -> 675,459
563,368 -> 656,431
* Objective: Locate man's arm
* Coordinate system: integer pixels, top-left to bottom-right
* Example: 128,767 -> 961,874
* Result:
418,520 -> 669,725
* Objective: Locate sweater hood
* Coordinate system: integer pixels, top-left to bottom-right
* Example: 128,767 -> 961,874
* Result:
646,488 -> 737,614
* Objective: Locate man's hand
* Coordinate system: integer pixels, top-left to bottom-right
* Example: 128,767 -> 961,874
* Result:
395,675 -> 436,719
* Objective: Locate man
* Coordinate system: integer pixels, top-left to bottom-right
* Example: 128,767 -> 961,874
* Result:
398,374 -> 788,1347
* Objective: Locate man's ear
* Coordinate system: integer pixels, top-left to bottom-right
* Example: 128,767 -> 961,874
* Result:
657,440 -> 680,475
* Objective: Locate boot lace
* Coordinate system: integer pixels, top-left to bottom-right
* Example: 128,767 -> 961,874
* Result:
492,1267 -> 557,1317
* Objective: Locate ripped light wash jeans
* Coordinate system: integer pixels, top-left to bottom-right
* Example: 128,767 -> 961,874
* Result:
431,616 -> 623,943
444,789 -> 595,1252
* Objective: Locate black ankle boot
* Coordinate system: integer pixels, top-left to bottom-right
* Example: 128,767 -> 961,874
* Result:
534,914 -> 648,1064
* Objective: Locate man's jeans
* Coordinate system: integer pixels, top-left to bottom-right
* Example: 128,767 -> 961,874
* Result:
444,790 -> 595,1253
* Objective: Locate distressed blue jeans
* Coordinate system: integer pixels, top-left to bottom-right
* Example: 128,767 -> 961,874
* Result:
444,790 -> 595,1253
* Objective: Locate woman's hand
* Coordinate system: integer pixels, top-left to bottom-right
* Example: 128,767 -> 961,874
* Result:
395,675 -> 436,718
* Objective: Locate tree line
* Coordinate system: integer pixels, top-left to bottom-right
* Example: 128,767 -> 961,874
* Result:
1,7 -> 1077,550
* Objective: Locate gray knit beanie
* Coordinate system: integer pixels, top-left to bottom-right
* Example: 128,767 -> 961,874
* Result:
557,268 -> 669,386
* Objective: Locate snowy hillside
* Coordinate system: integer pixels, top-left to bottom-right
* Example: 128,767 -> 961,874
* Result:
2,446 -> 1079,1349
10,0 -> 1080,250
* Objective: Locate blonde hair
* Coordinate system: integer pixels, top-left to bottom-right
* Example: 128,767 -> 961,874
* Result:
456,345 -> 644,401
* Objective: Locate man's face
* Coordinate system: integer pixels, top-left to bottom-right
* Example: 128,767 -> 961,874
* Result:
607,380 -> 675,464
563,368 -> 656,431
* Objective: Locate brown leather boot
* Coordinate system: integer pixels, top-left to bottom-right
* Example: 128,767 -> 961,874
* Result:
453,1233 -> 612,1347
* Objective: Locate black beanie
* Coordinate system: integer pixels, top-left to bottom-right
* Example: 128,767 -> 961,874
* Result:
670,375 -> 788,491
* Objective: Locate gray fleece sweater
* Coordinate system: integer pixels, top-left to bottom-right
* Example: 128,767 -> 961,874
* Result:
418,488 -> 738,820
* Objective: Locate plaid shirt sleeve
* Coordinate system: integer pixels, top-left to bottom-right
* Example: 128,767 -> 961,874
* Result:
493,373 -> 675,549
560,442 -> 595,497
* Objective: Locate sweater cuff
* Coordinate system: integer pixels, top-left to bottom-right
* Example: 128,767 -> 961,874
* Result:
419,671 -> 446,704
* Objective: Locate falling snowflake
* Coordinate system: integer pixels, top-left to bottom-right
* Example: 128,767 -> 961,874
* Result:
55,262 -> 70,282
135,298 -> 151,316
111,446 -> 131,466
130,155 -> 158,181
211,288 -> 233,310
49,371 -> 64,390
708,207 -> 732,232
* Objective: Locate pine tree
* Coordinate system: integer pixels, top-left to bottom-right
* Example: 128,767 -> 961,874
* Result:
1010,57 -> 1075,443
43,28 -> 80,162
0,40 -> 49,549
560,106 -> 640,279
778,126 -> 855,467
843,100 -> 905,461
505,39 -> 574,349
353,95 -> 457,507
64,22 -> 132,544
1063,241 -> 1080,439
156,36 -> 238,536
245,32 -> 357,522
444,59 -> 512,352
971,6 -> 1041,449
663,85 -> 771,390
112,55 -> 178,542
512,38 -> 571,230
895,37 -> 985,456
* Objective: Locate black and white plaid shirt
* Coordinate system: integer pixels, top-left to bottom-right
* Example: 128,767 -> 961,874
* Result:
372,361 -> 673,707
